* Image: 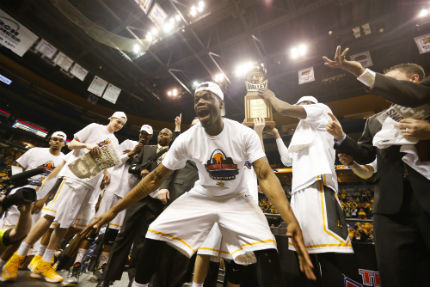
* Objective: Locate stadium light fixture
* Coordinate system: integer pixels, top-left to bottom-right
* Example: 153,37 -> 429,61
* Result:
418,8 -> 429,18
234,61 -> 255,78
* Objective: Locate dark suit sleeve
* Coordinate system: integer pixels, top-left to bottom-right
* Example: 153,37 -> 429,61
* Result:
335,119 -> 377,165
372,73 -> 430,107
159,171 -> 174,190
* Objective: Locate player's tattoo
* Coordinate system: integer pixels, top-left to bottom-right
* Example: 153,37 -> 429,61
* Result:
152,165 -> 164,183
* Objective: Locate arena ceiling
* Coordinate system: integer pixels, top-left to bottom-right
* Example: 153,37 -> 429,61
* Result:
0,0 -> 429,140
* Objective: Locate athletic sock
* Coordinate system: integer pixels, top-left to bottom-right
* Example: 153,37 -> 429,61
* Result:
42,249 -> 56,262
0,258 -> 5,269
74,248 -> 87,264
17,241 -> 31,257
191,282 -> 204,287
37,245 -> 47,257
131,280 -> 149,287
97,251 -> 109,267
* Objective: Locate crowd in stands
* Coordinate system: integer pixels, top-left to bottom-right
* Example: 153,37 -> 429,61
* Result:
259,183 -> 376,243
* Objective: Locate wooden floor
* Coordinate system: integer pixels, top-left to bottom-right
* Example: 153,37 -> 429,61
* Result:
0,270 -> 131,287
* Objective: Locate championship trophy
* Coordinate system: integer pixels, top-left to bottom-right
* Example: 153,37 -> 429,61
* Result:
243,64 -> 275,128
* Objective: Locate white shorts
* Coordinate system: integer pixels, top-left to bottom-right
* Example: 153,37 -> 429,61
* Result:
94,191 -> 126,230
0,206 -> 41,228
197,223 -> 257,265
41,177 -> 94,229
289,181 -> 353,254
146,191 -> 276,263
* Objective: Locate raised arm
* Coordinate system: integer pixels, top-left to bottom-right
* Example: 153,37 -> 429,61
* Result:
252,157 -> 315,280
258,89 -> 307,119
322,45 -> 429,107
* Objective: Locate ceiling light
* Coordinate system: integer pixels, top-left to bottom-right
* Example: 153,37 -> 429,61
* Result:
289,47 -> 299,59
163,21 -> 175,33
214,73 -> 225,83
190,5 -> 197,17
298,44 -> 307,56
175,14 -> 181,22
151,27 -> 159,36
289,43 -> 308,59
418,8 -> 429,18
132,44 -> 141,54
172,88 -> 178,96
234,61 -> 255,78
197,1 -> 205,13
145,32 -> 153,41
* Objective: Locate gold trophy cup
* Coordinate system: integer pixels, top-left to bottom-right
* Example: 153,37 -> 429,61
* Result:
243,64 -> 275,128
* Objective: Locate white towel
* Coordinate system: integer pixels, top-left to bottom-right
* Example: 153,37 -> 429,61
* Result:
373,117 -> 417,149
288,121 -> 314,153
400,145 -> 430,180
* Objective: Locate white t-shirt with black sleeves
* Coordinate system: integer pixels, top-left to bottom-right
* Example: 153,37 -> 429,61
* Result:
162,118 -> 266,197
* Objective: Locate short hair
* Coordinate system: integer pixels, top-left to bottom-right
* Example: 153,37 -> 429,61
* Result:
384,63 -> 425,80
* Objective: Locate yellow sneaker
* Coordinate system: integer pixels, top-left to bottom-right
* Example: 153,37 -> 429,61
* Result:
37,260 -> 63,283
0,252 -> 25,282
28,254 -> 42,279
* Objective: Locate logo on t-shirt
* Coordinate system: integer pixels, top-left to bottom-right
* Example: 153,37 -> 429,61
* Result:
98,139 -> 111,147
205,149 -> 238,180
37,162 -> 55,173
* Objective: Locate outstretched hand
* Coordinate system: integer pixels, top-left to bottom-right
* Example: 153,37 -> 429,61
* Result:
326,113 -> 345,141
286,221 -> 316,281
322,45 -> 365,77
80,209 -> 116,237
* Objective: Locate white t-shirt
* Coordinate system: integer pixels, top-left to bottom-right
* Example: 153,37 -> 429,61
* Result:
107,139 -> 139,198
59,123 -> 119,188
16,147 -> 66,199
289,103 -> 338,193
162,118 -> 266,197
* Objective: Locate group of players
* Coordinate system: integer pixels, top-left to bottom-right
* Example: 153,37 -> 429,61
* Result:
0,45 -> 428,287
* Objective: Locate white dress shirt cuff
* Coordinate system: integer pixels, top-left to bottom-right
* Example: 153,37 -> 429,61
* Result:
334,134 -> 347,146
357,68 -> 376,89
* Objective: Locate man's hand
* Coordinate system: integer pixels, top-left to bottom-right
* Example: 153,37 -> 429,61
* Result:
157,189 -> 170,204
253,117 -> 266,135
87,144 -> 101,157
286,221 -> 316,281
326,113 -> 345,141
338,153 -> 354,166
322,45 -> 365,77
31,199 -> 45,214
101,173 -> 111,189
396,118 -> 430,140
175,113 -> 182,132
266,127 -> 281,139
80,209 -> 117,237
257,88 -> 276,101
128,143 -> 143,157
